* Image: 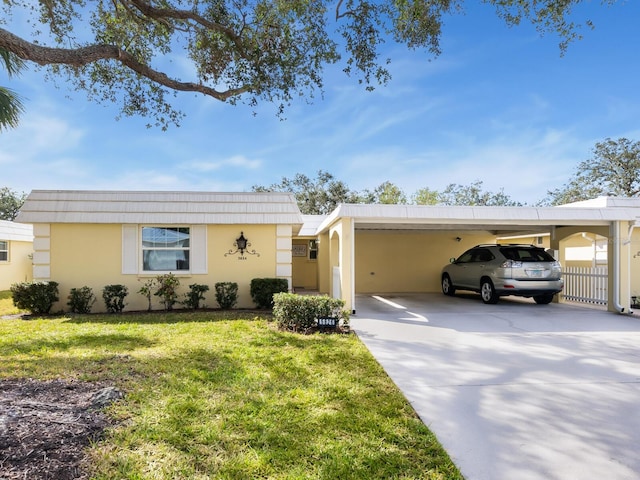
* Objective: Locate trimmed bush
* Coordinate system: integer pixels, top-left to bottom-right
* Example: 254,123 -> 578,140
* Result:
273,293 -> 349,332
250,278 -> 289,309
67,286 -> 96,314
183,283 -> 210,310
214,282 -> 238,309
103,284 -> 129,313
10,281 -> 60,315
154,273 -> 180,311
137,278 -> 157,311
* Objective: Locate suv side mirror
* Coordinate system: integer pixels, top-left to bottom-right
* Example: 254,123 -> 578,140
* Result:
449,257 -> 456,263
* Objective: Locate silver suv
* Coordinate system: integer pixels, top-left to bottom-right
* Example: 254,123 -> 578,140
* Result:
441,244 -> 563,304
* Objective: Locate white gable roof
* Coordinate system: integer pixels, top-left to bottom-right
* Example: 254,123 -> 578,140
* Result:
0,220 -> 34,242
15,190 -> 304,229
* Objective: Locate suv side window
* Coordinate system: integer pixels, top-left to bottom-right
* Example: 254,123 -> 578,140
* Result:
456,250 -> 475,264
476,249 -> 494,262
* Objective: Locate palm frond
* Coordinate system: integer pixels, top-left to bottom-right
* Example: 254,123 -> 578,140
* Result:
0,48 -> 25,77
0,86 -> 25,131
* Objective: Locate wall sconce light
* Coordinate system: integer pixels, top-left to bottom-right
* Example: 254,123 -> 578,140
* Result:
455,237 -> 462,242
225,231 -> 260,257
236,232 -> 248,254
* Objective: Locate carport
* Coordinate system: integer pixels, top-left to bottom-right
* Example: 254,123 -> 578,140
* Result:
311,198 -> 640,314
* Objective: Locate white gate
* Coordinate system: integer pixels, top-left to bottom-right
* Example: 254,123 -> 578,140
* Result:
562,266 -> 608,305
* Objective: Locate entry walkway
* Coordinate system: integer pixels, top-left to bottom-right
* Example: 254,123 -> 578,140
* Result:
350,293 -> 640,480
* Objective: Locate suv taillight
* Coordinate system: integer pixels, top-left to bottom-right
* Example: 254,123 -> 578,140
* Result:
500,260 -> 522,268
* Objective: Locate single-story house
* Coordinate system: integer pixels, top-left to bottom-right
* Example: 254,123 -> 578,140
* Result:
0,220 -> 33,290
15,190 -> 640,314
15,190 -> 302,311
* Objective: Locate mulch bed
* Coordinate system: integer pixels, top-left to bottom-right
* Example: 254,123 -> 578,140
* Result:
0,379 -> 121,480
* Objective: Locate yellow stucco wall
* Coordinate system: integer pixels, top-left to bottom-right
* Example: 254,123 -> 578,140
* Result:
211,225 -> 280,308
354,231 -> 496,293
0,240 -> 33,290
559,232 -> 608,268
495,235 -> 549,248
46,223 -> 285,313
291,239 -> 318,290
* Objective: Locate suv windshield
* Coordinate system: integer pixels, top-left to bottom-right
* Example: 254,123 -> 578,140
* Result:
499,246 -> 555,262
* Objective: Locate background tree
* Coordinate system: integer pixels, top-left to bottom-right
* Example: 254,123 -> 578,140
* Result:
0,1 -> 609,128
544,137 -> 640,206
360,181 -> 408,205
411,187 -> 439,205
0,187 -> 26,221
0,48 -> 25,131
438,180 -> 521,206
252,170 -> 362,215
254,172 -> 527,211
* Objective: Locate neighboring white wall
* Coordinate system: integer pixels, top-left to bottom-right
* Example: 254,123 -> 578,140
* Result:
0,221 -> 34,289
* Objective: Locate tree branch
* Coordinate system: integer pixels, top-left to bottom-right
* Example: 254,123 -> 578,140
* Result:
335,0 -> 357,20
126,0 -> 237,39
0,27 -> 249,101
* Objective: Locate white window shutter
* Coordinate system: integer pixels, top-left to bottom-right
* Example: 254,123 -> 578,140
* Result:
190,225 -> 207,274
122,225 -> 138,274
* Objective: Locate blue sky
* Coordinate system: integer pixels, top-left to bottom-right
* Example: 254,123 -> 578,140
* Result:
2,1 -> 640,205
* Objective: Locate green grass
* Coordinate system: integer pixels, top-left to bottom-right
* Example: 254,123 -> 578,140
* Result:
0,289 -> 23,316
0,310 -> 462,480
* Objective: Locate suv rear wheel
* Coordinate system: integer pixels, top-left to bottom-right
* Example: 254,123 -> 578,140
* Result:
534,294 -> 554,304
442,275 -> 456,296
480,279 -> 499,304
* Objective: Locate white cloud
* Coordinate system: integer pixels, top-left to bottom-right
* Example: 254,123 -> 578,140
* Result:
0,114 -> 85,164
184,155 -> 263,172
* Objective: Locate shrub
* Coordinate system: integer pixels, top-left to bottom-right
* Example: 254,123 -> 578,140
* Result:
67,286 -> 96,314
10,281 -> 60,315
102,284 -> 129,314
137,278 -> 157,311
273,293 -> 349,332
154,273 -> 180,311
250,278 -> 289,309
214,282 -> 238,309
183,283 -> 210,310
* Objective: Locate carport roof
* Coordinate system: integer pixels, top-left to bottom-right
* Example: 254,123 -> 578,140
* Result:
314,201 -> 640,235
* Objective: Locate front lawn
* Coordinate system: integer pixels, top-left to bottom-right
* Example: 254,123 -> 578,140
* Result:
0,289 -> 23,316
0,311 -> 462,479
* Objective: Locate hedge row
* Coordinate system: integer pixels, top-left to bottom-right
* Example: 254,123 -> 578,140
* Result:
10,276 -> 290,315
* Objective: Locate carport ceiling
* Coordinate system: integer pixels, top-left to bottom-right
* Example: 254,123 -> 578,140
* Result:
354,222 -> 552,236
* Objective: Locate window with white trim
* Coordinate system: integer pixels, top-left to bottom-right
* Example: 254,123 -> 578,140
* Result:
0,241 -> 7,262
142,227 -> 190,271
308,239 -> 318,260
122,225 -> 206,275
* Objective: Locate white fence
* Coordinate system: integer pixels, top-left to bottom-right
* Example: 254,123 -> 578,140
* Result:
562,266 -> 608,305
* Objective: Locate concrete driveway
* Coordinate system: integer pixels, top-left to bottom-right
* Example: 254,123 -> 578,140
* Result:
350,293 -> 640,480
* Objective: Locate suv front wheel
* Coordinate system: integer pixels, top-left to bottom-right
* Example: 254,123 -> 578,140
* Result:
480,279 -> 499,304
442,275 -> 456,296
